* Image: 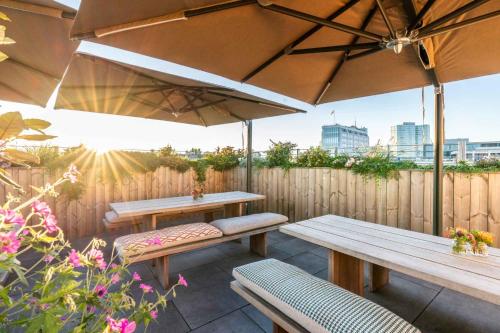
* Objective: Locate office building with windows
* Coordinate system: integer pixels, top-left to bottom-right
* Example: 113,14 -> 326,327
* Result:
390,122 -> 431,159
321,124 -> 369,153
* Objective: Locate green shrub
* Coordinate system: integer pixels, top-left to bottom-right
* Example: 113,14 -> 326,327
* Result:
190,159 -> 209,185
205,146 -> 243,171
296,146 -> 332,167
159,155 -> 191,173
60,180 -> 86,201
266,141 -> 297,169
331,154 -> 350,169
25,145 -> 61,167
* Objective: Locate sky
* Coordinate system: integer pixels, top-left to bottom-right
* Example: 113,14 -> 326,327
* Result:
1,0 -> 499,153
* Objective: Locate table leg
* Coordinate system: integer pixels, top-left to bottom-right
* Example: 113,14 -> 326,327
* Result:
368,263 -> 389,292
272,323 -> 288,333
328,250 -> 364,296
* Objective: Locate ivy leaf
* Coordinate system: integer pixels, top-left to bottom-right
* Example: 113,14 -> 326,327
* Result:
0,12 -> 10,22
0,112 -> 24,140
2,148 -> 40,164
24,118 -> 51,131
18,134 -> 57,141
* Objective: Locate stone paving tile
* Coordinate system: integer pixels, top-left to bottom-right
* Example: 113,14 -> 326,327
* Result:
310,245 -> 329,259
283,252 -> 328,275
170,263 -> 232,290
413,288 -> 500,333
190,310 -> 265,333
267,230 -> 295,245
241,305 -> 273,333
269,237 -> 319,257
214,252 -> 264,275
169,246 -> 226,273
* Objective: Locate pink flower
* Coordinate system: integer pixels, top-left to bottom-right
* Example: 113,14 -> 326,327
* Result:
86,305 -> 96,314
178,274 -> 188,288
63,164 -> 79,184
42,214 -> 58,234
110,273 -> 120,285
132,272 -> 141,281
31,201 -> 51,217
106,316 -> 136,333
139,283 -> 153,293
88,249 -> 107,270
68,249 -> 81,268
150,310 -> 158,320
94,284 -> 108,298
0,231 -> 21,254
0,209 -> 25,226
43,254 -> 54,263
146,237 -> 162,246
111,263 -> 119,269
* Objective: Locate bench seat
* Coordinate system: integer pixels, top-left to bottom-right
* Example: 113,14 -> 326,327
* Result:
210,213 -> 288,235
232,259 -> 420,333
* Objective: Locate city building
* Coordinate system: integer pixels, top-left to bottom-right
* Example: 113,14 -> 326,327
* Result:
423,139 -> 500,161
390,122 -> 431,159
321,124 -> 369,153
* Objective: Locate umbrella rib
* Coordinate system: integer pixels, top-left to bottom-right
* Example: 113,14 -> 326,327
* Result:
375,0 -> 396,39
209,91 -> 305,113
290,42 -> 381,55
5,57 -> 59,81
241,0 -> 361,82
418,0 -> 490,34
0,0 -> 75,19
416,9 -> 500,41
314,5 -> 379,105
407,0 -> 436,31
258,2 -> 383,42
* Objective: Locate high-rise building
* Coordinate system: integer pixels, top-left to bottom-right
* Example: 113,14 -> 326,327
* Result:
321,124 -> 369,153
390,122 -> 431,159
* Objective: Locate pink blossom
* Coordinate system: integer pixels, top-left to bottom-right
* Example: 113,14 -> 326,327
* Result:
31,200 -> 51,217
111,263 -> 119,269
94,284 -> 108,298
86,305 -> 96,314
22,229 -> 29,235
43,254 -> 54,263
0,231 -> 21,254
150,310 -> 158,320
88,249 -> 107,270
42,214 -> 58,234
68,249 -> 81,268
146,237 -> 162,246
110,273 -> 120,285
106,316 -> 136,333
63,164 -> 79,184
139,283 -> 153,293
0,209 -> 25,226
132,272 -> 141,281
178,274 -> 188,288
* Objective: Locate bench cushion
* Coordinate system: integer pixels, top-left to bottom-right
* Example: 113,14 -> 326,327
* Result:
115,223 -> 223,259
210,213 -> 288,235
233,259 -> 420,333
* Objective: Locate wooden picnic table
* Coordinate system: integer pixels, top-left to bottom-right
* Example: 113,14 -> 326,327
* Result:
110,191 -> 265,229
280,215 -> 500,306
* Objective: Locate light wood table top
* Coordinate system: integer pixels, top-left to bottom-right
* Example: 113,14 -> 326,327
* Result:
280,215 -> 500,305
110,191 -> 265,218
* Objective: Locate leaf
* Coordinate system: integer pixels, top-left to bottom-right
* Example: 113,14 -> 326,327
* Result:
11,266 -> 28,286
0,51 -> 7,62
0,170 -> 21,189
24,118 -> 51,131
18,134 -> 57,141
2,148 -> 40,164
0,12 -> 10,22
0,112 -> 24,140
40,280 -> 81,303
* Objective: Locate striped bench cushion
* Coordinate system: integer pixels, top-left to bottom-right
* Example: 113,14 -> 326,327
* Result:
115,223 -> 223,259
210,213 -> 288,235
233,259 -> 420,333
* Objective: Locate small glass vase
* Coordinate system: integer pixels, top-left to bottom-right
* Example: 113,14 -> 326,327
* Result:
451,239 -> 468,255
472,242 -> 489,256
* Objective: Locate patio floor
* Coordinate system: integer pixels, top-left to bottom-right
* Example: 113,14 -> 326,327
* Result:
66,226 -> 500,333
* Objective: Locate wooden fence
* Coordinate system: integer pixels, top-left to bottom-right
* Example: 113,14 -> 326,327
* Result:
0,167 -> 224,239
1,166 -> 499,246
223,168 -> 500,247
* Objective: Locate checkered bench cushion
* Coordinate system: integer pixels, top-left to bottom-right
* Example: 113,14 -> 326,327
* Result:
233,259 -> 420,333
115,223 -> 223,259
210,213 -> 288,235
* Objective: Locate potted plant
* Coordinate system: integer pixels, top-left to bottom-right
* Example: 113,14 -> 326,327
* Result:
446,227 -> 470,255
470,230 -> 494,256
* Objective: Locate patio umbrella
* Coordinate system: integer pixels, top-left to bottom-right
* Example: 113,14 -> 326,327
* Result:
70,0 -> 500,234
54,53 -> 305,126
0,0 -> 78,106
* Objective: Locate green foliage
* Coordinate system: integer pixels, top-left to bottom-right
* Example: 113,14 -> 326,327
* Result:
25,145 -> 61,167
265,141 -> 296,169
205,146 -> 243,171
59,179 -> 86,201
159,144 -> 176,157
190,159 -> 209,185
331,154 -> 350,169
123,151 -> 161,173
159,155 -> 191,173
296,146 -> 332,167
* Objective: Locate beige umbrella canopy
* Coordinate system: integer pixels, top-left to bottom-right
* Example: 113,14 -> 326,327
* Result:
55,53 -> 305,126
70,0 -> 500,105
0,0 -> 78,106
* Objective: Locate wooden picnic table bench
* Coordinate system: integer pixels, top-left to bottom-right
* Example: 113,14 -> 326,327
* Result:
106,191 -> 265,231
280,215 -> 500,306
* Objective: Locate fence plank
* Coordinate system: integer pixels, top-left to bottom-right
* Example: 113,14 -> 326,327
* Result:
330,169 -> 339,215
387,177 -> 399,228
307,169 -> 316,219
443,172 -> 454,234
314,169 -> 322,217
453,173 -> 471,230
338,169 -> 347,216
346,171 -> 356,218
355,174 -> 366,221
488,173 -> 500,247
365,177 -> 376,223
375,178 -> 387,225
423,171 -> 434,234
470,174 -> 488,231
321,169 -> 330,215
410,171 -> 424,232
398,171 -> 411,230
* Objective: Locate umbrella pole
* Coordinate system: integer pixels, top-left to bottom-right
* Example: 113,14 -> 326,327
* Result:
433,85 -> 444,236
246,120 -> 253,214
